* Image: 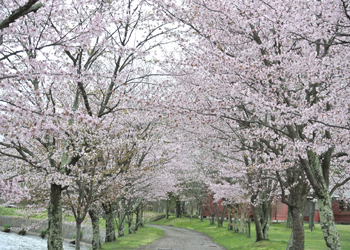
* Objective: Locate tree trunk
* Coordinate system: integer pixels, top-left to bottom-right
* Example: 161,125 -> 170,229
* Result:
140,206 -> 144,227
127,212 -> 134,234
210,210 -> 215,225
246,219 -> 251,238
219,205 -> 227,227
286,231 -> 294,250
176,199 -> 181,218
48,183 -> 63,250
240,204 -> 246,234
75,221 -> 82,250
301,150 -> 341,250
88,209 -> 101,250
190,203 -> 194,219
252,201 -> 271,241
309,201 -> 315,232
317,194 -> 341,250
227,205 -> 233,230
286,207 -> 292,228
117,211 -> 125,237
286,202 -> 306,250
234,205 -> 239,232
277,166 -> 309,250
199,203 -> 204,222
181,201 -> 186,215
165,199 -> 170,219
213,202 -> 220,227
135,207 -> 141,231
102,203 -> 116,242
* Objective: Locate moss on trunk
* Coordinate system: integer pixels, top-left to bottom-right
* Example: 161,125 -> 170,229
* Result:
47,183 -> 63,250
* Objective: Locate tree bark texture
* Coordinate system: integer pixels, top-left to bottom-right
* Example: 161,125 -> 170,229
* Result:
277,166 -> 309,250
199,203 -> 204,222
135,207 -> 141,231
48,183 -> 63,250
176,199 -> 181,218
252,201 -> 271,241
286,207 -> 292,228
234,205 -> 239,233
309,201 -> 315,231
286,202 -> 306,250
140,206 -> 144,227
240,203 -> 246,234
88,209 -> 101,250
301,150 -> 341,250
117,210 -> 125,237
213,202 -> 221,227
165,199 -> 170,219
227,205 -> 233,230
102,203 -> 116,242
317,194 -> 341,250
75,221 -> 82,250
127,212 -> 134,234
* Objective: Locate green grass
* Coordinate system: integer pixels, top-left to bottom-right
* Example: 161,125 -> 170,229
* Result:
0,208 -> 165,249
100,225 -> 164,250
0,207 -> 19,216
151,216 -> 350,250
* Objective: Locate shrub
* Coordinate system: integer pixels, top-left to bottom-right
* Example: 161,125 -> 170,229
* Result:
3,224 -> 11,232
40,229 -> 46,238
18,228 -> 26,235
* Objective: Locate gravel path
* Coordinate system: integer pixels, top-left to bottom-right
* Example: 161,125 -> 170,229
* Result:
139,225 -> 226,250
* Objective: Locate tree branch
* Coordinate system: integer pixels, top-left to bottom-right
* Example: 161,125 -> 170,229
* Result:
0,1 -> 43,30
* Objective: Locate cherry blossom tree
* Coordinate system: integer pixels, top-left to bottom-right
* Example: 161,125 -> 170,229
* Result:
156,0 -> 350,249
0,1 -> 174,249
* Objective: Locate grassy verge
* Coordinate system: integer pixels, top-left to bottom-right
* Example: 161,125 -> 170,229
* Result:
100,225 -> 164,250
151,216 -> 350,250
0,207 -> 165,249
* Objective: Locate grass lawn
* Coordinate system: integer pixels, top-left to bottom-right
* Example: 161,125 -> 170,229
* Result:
152,216 -> 350,250
0,207 -> 165,249
100,225 -> 164,250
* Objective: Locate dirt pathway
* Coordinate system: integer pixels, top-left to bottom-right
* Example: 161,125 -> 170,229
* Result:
139,225 -> 226,250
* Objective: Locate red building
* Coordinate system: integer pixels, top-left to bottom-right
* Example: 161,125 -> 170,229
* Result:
203,197 -> 350,224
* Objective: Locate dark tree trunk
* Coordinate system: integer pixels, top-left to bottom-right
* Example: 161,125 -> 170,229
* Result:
127,212 -> 134,234
300,150 -> 341,250
165,199 -> 170,219
286,202 -> 306,250
210,209 -> 215,225
240,203 -> 246,234
176,199 -> 181,218
181,201 -> 186,215
277,166 -> 309,250
227,205 -> 233,230
220,205 -> 227,227
48,183 -> 63,250
199,203 -> 204,222
213,202 -> 220,227
317,193 -> 341,250
135,207 -> 141,231
252,200 -> 271,241
102,203 -> 116,242
75,221 -> 82,250
190,203 -> 194,219
88,209 -> 101,250
286,207 -> 292,228
234,205 -> 239,233
246,219 -> 251,238
309,201 -> 315,232
117,210 -> 125,237
140,206 -> 144,227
